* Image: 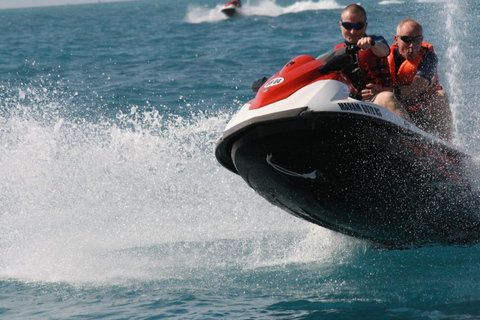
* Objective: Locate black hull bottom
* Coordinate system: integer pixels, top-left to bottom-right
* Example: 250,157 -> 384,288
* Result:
229,113 -> 480,249
221,8 -> 237,17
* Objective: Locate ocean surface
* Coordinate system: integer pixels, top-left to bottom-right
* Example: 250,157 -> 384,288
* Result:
1,0 -> 480,318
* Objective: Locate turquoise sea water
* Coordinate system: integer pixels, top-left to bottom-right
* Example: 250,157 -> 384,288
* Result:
1,0 -> 480,318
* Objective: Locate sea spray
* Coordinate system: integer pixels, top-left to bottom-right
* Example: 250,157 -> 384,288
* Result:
443,1 -> 480,152
444,2 -> 466,146
0,85 -> 355,283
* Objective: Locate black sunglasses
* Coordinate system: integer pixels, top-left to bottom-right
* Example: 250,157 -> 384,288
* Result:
399,35 -> 423,43
341,21 -> 367,31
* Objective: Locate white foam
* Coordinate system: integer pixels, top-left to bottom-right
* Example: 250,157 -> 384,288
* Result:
0,89 -> 357,283
378,0 -> 404,4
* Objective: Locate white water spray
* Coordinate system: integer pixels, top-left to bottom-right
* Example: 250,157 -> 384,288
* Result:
444,2 -> 466,146
0,86 -> 358,284
443,1 -> 480,152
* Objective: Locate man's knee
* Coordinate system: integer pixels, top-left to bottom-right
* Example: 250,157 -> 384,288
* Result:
374,91 -> 395,104
372,91 -> 395,109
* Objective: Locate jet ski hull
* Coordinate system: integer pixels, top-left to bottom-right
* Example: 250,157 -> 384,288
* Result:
221,6 -> 238,17
217,109 -> 480,249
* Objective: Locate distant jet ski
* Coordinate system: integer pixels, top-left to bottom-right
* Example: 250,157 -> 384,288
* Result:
215,45 -> 480,249
221,0 -> 242,17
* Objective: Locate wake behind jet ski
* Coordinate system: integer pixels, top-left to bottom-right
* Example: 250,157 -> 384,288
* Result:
221,0 -> 242,17
215,45 -> 480,249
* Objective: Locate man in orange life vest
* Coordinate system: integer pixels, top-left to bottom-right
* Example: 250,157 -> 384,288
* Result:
332,4 -> 409,119
388,19 -> 453,142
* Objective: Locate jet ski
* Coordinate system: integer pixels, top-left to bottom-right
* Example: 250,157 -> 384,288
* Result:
221,0 -> 242,17
215,45 -> 480,249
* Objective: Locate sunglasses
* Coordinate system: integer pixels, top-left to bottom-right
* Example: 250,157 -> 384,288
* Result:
399,35 -> 423,43
341,21 -> 367,30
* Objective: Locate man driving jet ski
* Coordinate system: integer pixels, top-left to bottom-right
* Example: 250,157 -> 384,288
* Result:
325,4 -> 410,120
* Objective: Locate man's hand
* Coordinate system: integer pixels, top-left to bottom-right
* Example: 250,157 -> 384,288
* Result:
357,37 -> 374,50
361,83 -> 382,101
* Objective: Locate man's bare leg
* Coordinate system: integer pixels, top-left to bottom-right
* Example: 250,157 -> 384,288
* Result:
373,91 -> 411,121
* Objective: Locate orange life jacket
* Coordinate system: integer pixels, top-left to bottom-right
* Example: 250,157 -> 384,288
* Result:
387,41 -> 442,112
334,41 -> 393,90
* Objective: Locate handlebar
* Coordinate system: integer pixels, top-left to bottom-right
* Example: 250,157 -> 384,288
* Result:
318,45 -> 359,74
345,44 -> 360,55
318,40 -> 375,74
346,38 -> 376,53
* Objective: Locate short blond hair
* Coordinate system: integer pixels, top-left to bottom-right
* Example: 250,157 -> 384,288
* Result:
341,4 -> 367,21
396,19 -> 423,35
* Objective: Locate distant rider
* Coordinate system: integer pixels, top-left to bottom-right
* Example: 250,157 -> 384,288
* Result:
232,0 -> 242,8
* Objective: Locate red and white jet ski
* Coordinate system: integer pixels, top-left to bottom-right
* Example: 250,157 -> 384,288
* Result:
221,0 -> 242,17
215,46 -> 480,249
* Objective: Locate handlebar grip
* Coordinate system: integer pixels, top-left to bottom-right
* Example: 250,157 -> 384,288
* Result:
345,45 -> 360,54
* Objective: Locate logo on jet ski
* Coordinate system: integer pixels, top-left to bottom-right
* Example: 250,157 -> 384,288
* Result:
338,102 -> 382,117
264,77 -> 285,88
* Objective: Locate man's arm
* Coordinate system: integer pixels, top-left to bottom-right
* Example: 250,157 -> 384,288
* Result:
357,35 -> 389,57
371,41 -> 389,57
398,50 -> 438,100
399,75 -> 430,100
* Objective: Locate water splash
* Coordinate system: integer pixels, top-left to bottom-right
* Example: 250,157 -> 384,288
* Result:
185,3 -> 229,23
378,0 -> 404,4
0,85 -> 359,284
444,2 -> 466,147
443,1 -> 480,152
